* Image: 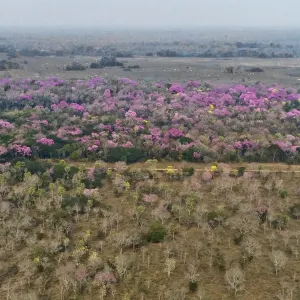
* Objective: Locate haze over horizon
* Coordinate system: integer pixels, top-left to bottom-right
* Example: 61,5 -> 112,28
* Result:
1,0 -> 299,29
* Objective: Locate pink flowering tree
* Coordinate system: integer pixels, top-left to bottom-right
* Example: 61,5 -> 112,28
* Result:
9,144 -> 32,157
169,83 -> 184,94
37,138 -> 55,146
0,120 -> 14,129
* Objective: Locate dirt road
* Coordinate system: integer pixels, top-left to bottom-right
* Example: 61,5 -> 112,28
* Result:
49,159 -> 300,173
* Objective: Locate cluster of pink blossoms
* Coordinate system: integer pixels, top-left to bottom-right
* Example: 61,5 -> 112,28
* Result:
106,140 -> 118,148
19,93 -> 33,100
125,110 -> 137,118
51,101 -> 84,112
121,141 -> 133,148
286,109 -> 300,119
0,146 -> 8,156
70,103 -> 85,112
143,194 -> 158,203
93,272 -> 117,285
51,101 -> 69,110
193,152 -> 201,159
119,78 -> 137,86
57,127 -> 82,139
0,120 -> 14,129
166,128 -> 185,138
37,138 -> 55,145
9,144 -> 32,156
273,141 -> 299,153
234,140 -> 259,150
88,145 -> 99,151
169,83 -> 184,94
83,188 -> 98,197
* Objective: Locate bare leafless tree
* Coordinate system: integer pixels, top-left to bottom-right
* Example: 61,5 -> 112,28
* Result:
225,266 -> 245,297
276,281 -> 295,300
115,253 -> 133,278
165,258 -> 176,277
271,250 -> 288,276
242,237 -> 261,260
226,213 -> 259,237
185,264 -> 199,283
196,287 -> 206,300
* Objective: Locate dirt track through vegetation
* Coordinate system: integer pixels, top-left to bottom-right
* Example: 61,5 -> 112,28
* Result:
55,160 -> 300,173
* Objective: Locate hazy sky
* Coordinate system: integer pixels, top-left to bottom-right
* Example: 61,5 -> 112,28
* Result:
1,0 -> 299,28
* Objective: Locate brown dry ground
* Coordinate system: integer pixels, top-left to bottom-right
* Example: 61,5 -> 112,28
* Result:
58,159 -> 300,172
2,161 -> 300,299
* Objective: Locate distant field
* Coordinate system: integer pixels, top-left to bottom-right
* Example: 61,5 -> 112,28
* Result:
2,55 -> 300,87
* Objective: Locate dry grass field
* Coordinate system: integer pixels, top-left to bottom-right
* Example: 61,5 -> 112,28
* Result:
2,55 -> 300,88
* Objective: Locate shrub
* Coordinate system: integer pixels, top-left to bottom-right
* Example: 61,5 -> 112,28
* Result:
61,195 -> 88,209
82,175 -> 103,189
27,160 -> 52,174
207,211 -> 225,228
147,222 -> 167,243
90,56 -> 124,68
106,147 -> 145,163
127,65 -> 141,69
214,249 -> 226,271
157,50 -> 177,57
0,134 -> 14,144
11,158 -> 51,174
64,62 -> 86,71
265,144 -> 287,162
179,137 -> 194,145
272,214 -> 289,230
90,62 -> 99,69
182,148 -> 200,161
224,66 -> 234,74
69,166 -> 80,177
182,167 -> 195,176
52,209 -> 69,223
115,51 -> 133,58
234,234 -> 244,245
189,280 -> 198,292
52,163 -> 66,180
0,59 -> 21,70
245,67 -> 264,72
279,189 -> 288,199
283,100 -> 300,112
237,167 -> 246,177
289,203 -> 300,219
69,150 -> 82,160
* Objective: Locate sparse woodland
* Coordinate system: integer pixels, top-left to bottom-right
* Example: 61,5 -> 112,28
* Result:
1,160 -> 300,300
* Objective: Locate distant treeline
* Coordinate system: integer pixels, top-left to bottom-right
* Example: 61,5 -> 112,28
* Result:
0,41 -> 298,59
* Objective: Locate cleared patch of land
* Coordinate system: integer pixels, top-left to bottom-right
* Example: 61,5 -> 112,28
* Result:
2,56 -> 300,87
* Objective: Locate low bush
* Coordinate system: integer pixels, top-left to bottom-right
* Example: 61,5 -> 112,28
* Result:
290,203 -> 300,219
182,167 -> 195,176
106,147 -> 145,163
271,213 -> 289,230
207,211 -> 226,228
146,222 -> 167,243
61,195 -> 89,209
279,189 -> 288,199
64,62 -> 86,71
189,280 -> 198,292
